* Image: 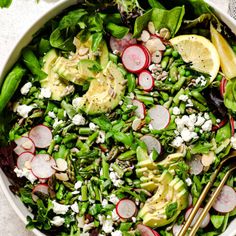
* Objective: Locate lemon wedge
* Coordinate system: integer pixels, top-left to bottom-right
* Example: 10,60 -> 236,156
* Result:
170,34 -> 220,82
210,24 -> 236,79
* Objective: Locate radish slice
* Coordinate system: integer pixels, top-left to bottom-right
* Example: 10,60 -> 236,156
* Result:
140,135 -> 161,154
32,183 -> 49,202
138,70 -> 154,91
31,154 -> 56,179
151,51 -> 162,64
132,118 -> 143,131
116,199 -> 137,219
29,125 -> 52,148
110,33 -> 137,54
173,224 -> 183,236
17,152 -> 34,170
185,207 -> 210,228
148,105 -> 170,130
230,116 -> 235,136
137,224 -> 156,236
133,99 -> 146,119
188,194 -> 193,207
122,45 -> 149,73
213,185 -> 236,213
220,77 -> 227,98
152,230 -> 160,236
141,45 -> 151,68
14,136 -> 35,155
187,156 -> 203,175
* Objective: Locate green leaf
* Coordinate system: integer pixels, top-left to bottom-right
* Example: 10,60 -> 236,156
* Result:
113,132 -> 133,147
92,115 -> 112,131
0,0 -> 12,8
165,202 -> 178,219
190,142 -> 213,154
106,22 -> 129,39
215,122 -> 231,143
148,0 -> 165,9
91,32 -> 103,52
211,215 -> 224,229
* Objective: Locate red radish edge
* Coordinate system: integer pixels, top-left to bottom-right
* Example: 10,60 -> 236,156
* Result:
116,199 -> 137,219
230,116 -> 235,137
152,230 -> 160,236
17,152 -> 34,170
14,136 -> 35,155
212,117 -> 228,131
220,77 -> 227,98
32,183 -> 49,202
213,185 -> 236,213
140,135 -> 161,155
29,125 -> 52,148
133,99 -> 146,119
122,45 -> 150,73
185,207 -> 210,228
137,224 -> 156,236
148,105 -> 170,130
138,70 -> 154,91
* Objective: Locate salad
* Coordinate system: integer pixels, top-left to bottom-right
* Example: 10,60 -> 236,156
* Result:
1,0 -> 236,236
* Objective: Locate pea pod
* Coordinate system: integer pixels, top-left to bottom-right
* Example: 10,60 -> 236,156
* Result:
126,73 -> 136,93
0,65 -> 26,113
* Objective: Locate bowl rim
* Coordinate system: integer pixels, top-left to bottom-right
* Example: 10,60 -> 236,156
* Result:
1,1 -> 236,236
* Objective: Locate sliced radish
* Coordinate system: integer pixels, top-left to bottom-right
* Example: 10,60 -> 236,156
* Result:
213,185 -> 236,213
172,224 -> 183,236
17,152 -> 34,170
14,136 -> 35,155
140,135 -> 161,155
138,70 -> 154,91
220,77 -> 227,98
188,194 -> 193,207
110,33 -> 137,54
230,116 -> 235,136
31,154 -> 56,179
132,118 -> 143,131
116,199 -> 137,219
185,207 -> 210,228
141,45 -> 151,68
187,156 -> 203,175
151,51 -> 162,64
137,224 -> 156,236
29,125 -> 52,148
133,99 -> 146,119
148,105 -> 170,130
122,45 -> 149,73
152,230 -> 160,236
32,183 -> 49,202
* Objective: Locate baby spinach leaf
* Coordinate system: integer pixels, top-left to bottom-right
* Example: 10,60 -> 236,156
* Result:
91,32 -> 103,52
211,215 -> 224,229
106,22 -> 129,39
215,122 -> 231,143
165,202 -> 178,219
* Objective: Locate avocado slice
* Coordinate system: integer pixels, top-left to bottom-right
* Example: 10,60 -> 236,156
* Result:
99,40 -> 109,69
78,61 -> 126,115
41,49 -> 68,101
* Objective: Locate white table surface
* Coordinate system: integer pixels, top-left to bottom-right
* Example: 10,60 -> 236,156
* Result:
0,0 -> 230,235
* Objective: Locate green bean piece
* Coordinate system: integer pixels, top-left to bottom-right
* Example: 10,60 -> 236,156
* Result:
163,48 -> 173,56
0,65 -> 26,113
79,127 -> 92,135
22,48 -> 47,80
94,186 -> 102,201
136,94 -> 154,105
47,140 -> 56,155
160,91 -> 169,102
126,73 -> 136,93
172,76 -> 186,93
163,97 -> 173,109
86,131 -> 99,146
56,184 -> 65,200
79,202 -> 89,216
81,185 -> 88,201
102,156 -> 110,179
141,127 -> 149,134
63,133 -> 78,144
76,139 -> 84,149
161,56 -> 169,69
117,150 -> 136,161
209,112 -> 217,125
109,53 -> 118,64
111,163 -> 124,177
87,181 -> 96,199
179,102 -> 186,114
191,99 -> 208,112
61,100 -> 76,119
173,88 -> 185,105
191,90 -> 207,105
38,38 -> 51,55
169,66 -> 178,81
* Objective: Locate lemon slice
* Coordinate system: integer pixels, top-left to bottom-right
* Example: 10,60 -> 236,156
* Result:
170,34 -> 220,82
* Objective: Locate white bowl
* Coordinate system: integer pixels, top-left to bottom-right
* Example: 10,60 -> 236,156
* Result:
0,1 -> 236,236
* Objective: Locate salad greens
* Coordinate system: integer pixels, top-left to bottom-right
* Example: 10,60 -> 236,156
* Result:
1,1 -> 236,236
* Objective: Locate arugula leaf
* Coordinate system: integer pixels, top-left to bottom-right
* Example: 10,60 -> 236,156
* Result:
0,0 -> 12,8
165,202 -> 178,219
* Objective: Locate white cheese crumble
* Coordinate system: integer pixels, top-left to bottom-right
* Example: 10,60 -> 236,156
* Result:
111,209 -> 120,221
52,201 -> 70,215
185,178 -> 193,186
109,194 -> 119,204
96,131 -> 106,144
74,180 -> 83,190
111,230 -> 122,236
173,107 -> 181,115
71,202 -> 79,213
72,114 -> 86,126
83,222 -> 95,233
171,136 -> 183,148
76,216 -> 85,228
53,118 -> 64,128
102,219 -> 114,233
16,104 -> 34,118
202,120 -> 212,132
102,199 -> 108,207
132,217 -> 137,223
20,82 -> 32,95
39,87 -> 51,99
89,122 -> 98,131
179,94 -> 188,102
231,134 -> 236,149
14,167 -> 37,183
51,216 -> 65,227
72,97 -> 84,109
195,116 -> 205,126
48,111 -> 56,119
109,172 -> 124,187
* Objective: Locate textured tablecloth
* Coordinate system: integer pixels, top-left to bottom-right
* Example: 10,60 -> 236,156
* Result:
0,0 -> 230,235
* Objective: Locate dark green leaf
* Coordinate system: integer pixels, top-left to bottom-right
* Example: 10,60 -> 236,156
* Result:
165,202 -> 178,219
0,0 -> 12,8
92,115 -> 112,131
106,22 -> 129,39
113,132 -> 133,147
91,32 -> 103,52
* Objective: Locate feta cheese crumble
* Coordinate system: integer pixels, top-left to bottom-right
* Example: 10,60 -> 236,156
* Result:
72,114 -> 86,126
89,122 -> 98,131
48,111 -> 56,119
96,131 -> 106,144
20,82 -> 32,95
111,209 -> 120,221
173,107 -> 181,115
14,167 -> 37,183
16,104 -> 34,118
74,180 -> 83,190
111,230 -> 122,236
51,216 -> 65,227
52,201 -> 70,215
72,97 -> 84,109
109,171 -> 124,187
39,87 -> 51,99
109,194 -> 119,204
179,94 -> 188,102
102,219 -> 114,233
71,202 -> 79,213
